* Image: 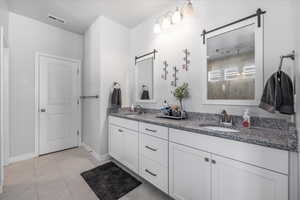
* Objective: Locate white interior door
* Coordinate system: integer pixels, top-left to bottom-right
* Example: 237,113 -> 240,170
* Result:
39,54 -> 80,155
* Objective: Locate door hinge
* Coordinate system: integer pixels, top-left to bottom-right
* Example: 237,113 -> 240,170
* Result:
77,99 -> 80,105
77,130 -> 80,136
77,68 -> 80,75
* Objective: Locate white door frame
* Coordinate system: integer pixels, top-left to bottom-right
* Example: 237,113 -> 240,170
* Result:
35,52 -> 82,156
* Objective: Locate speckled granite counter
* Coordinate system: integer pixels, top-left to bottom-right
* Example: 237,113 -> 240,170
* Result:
110,110 -> 298,152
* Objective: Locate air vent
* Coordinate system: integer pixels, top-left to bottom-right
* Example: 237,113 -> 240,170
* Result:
48,15 -> 65,24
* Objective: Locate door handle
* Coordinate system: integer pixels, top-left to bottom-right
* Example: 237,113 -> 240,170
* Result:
40,108 -> 46,113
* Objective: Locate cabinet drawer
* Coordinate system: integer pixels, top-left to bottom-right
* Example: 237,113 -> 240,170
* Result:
109,116 -> 139,131
141,134 -> 168,166
140,123 -> 168,140
141,157 -> 168,193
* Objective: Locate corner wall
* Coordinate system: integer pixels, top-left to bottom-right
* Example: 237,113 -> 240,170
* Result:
82,16 -> 130,158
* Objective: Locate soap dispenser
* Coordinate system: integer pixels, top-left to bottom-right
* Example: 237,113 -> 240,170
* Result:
242,109 -> 251,128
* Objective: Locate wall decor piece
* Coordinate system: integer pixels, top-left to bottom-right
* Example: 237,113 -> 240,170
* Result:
161,61 -> 169,80
182,49 -> 191,71
171,66 -> 179,87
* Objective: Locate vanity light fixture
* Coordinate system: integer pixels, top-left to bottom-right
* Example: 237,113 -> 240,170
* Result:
154,21 -> 161,34
161,15 -> 172,29
172,7 -> 182,24
153,0 -> 194,34
182,0 -> 194,16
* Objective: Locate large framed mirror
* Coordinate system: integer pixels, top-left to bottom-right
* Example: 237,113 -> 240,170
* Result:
136,57 -> 155,103
202,18 -> 263,105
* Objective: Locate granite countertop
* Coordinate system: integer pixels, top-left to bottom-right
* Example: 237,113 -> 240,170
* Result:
109,110 -> 298,152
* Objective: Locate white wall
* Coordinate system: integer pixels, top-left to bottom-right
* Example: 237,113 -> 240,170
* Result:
130,0 -> 296,119
98,16 -> 130,156
83,16 -> 130,158
292,0 -> 300,194
0,0 -> 8,47
8,13 -> 83,158
83,17 -> 101,154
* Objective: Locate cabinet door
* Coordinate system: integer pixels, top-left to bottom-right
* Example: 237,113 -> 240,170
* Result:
109,125 -> 124,161
211,155 -> 288,200
169,143 -> 211,200
123,129 -> 139,173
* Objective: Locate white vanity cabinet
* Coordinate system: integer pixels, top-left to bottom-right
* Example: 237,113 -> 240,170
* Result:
169,128 -> 289,200
109,125 -> 124,161
169,142 -> 211,200
108,116 -> 290,200
139,123 -> 169,193
109,117 -> 139,174
211,155 -> 288,200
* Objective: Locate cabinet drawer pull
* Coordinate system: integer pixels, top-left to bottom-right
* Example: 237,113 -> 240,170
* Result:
211,160 -> 216,164
204,157 -> 210,162
145,128 -> 157,133
145,169 -> 157,177
145,146 -> 158,152
118,129 -> 123,133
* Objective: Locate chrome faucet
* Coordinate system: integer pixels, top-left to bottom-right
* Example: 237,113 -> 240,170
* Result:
219,110 -> 232,126
135,105 -> 144,114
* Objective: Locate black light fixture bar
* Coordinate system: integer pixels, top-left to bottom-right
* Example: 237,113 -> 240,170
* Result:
201,8 -> 266,44
135,49 -> 158,65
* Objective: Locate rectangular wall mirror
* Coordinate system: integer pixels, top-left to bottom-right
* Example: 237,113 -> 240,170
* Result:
136,57 -> 155,103
203,18 -> 263,105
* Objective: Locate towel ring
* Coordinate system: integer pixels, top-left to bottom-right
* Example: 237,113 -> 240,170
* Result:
142,85 -> 149,90
113,82 -> 121,88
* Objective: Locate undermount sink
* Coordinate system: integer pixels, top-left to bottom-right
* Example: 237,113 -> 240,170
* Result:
123,112 -> 142,117
202,126 -> 240,133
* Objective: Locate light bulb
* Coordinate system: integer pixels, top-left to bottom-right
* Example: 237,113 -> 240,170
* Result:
153,22 -> 161,34
162,16 -> 171,29
172,7 -> 182,24
183,0 -> 194,16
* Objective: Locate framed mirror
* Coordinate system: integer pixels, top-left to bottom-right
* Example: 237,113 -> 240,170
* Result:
136,57 -> 155,103
202,18 -> 263,105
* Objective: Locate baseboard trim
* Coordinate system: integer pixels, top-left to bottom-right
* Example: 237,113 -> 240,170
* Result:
8,152 -> 37,164
81,143 -> 110,163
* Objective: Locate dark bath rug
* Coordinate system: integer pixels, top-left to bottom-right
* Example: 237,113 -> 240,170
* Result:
81,162 -> 142,200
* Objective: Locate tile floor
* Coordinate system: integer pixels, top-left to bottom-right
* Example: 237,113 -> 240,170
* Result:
0,147 -> 171,200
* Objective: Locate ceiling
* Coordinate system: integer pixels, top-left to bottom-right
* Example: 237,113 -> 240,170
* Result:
7,0 -> 177,34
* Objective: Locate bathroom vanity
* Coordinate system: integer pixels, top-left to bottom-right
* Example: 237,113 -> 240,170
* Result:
108,111 -> 297,200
